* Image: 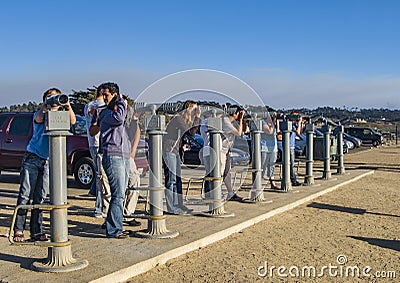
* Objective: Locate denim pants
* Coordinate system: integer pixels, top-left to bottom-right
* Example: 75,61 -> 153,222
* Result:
89,146 -> 98,195
163,152 -> 183,212
261,151 -> 277,179
89,146 -> 103,216
102,155 -> 129,237
15,152 -> 49,236
290,148 -> 297,183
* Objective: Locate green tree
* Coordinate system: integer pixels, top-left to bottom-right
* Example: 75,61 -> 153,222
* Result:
68,86 -> 97,116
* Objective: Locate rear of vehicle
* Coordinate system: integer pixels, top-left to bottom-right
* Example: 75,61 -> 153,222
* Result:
345,127 -> 383,147
0,113 -> 34,172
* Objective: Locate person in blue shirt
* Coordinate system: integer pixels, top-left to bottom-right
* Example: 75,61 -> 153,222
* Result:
290,114 -> 304,186
13,88 -> 76,242
261,112 -> 280,190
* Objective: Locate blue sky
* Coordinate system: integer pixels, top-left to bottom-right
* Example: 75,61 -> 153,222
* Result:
1,0 -> 399,109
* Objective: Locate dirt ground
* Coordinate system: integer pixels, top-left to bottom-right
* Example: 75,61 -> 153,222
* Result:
129,145 -> 400,282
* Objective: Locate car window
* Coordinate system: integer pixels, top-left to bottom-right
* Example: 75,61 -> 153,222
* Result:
363,129 -> 370,135
71,116 -> 87,135
0,116 -> 7,127
8,115 -> 33,136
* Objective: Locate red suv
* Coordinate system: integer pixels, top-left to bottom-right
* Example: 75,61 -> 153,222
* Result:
0,113 -> 149,188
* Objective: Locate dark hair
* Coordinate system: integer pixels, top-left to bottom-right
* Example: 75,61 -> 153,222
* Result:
182,100 -> 196,110
99,82 -> 119,95
42,87 -> 61,102
96,85 -> 103,98
228,105 -> 243,116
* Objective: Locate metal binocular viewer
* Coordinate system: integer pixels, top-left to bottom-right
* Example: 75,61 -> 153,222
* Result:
45,94 -> 69,108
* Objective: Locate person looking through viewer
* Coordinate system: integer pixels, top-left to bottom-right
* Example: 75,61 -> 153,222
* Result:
261,112 -> 280,190
122,95 -> 142,227
221,105 -> 245,201
163,100 -> 201,214
13,88 -> 76,242
290,112 -> 304,187
84,86 -> 108,218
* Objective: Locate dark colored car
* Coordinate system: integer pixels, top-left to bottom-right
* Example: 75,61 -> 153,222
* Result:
181,133 -> 250,167
345,127 -> 383,146
343,132 -> 362,148
0,113 -> 149,188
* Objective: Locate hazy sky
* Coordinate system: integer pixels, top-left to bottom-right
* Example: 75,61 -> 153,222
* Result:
1,0 -> 399,109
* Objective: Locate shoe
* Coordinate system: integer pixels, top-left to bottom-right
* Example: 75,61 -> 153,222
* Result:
228,194 -> 243,202
292,181 -> 302,187
178,205 -> 194,213
94,214 -> 103,218
31,233 -> 49,241
271,185 -> 282,190
167,208 -> 188,215
87,192 -> 96,197
13,232 -> 25,242
124,219 -> 141,227
122,230 -> 133,236
107,233 -> 129,239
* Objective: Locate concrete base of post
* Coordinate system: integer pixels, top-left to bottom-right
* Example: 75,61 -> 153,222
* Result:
323,171 -> 332,180
197,201 -> 235,218
31,245 -> 88,273
243,190 -> 272,203
303,175 -> 315,186
281,181 -> 292,192
337,167 -> 346,175
135,218 -> 179,239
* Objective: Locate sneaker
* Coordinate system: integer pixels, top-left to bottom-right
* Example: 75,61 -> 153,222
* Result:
292,181 -> 302,187
107,233 -> 129,239
124,219 -> 141,227
94,214 -> 103,218
177,205 -> 194,213
228,193 -> 243,202
167,208 -> 188,215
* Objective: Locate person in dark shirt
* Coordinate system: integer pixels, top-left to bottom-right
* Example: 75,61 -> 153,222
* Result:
163,100 -> 201,214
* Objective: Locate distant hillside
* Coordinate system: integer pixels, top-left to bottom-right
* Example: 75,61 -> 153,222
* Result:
1,99 -> 400,123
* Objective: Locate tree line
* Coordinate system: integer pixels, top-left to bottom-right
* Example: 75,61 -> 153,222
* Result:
1,88 -> 399,122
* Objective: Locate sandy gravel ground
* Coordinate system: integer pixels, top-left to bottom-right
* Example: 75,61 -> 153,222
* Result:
130,145 -> 400,282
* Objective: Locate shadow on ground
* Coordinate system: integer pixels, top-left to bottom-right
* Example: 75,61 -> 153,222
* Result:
348,236 -> 400,252
307,202 -> 400,218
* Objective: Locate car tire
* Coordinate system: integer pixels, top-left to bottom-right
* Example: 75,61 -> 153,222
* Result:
74,157 -> 95,189
372,140 -> 379,147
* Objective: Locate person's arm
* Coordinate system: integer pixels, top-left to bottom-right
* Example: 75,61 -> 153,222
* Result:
65,101 -> 76,125
102,97 -> 126,125
130,123 -> 140,159
262,118 -> 275,135
231,110 -> 244,136
34,104 -> 48,123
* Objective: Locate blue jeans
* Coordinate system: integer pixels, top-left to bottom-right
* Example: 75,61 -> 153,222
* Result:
15,152 -> 49,236
89,146 -> 98,195
102,155 -> 129,237
290,148 -> 297,183
89,146 -> 102,216
163,152 -> 182,212
261,151 -> 277,179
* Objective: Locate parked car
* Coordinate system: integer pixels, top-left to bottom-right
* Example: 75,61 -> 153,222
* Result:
181,133 -> 250,167
343,132 -> 362,148
0,113 -> 149,188
345,127 -> 383,146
